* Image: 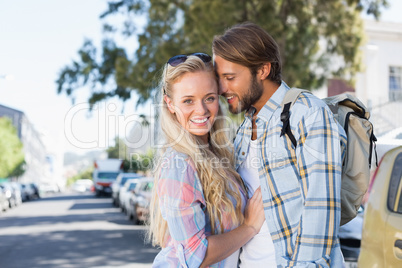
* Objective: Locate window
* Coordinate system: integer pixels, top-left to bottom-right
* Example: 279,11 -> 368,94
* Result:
98,172 -> 119,180
387,152 -> 402,213
389,66 -> 402,101
398,188 -> 402,213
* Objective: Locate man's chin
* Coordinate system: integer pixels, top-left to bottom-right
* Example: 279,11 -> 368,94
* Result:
229,109 -> 242,114
229,104 -> 245,114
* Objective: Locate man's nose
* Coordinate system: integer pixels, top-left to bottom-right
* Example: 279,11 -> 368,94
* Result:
218,79 -> 227,95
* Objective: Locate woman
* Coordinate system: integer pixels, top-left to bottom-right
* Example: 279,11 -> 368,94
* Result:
149,53 -> 265,268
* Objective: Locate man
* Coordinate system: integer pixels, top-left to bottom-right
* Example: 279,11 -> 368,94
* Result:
213,22 -> 346,267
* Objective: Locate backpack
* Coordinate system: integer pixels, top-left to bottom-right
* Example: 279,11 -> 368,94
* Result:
280,88 -> 377,226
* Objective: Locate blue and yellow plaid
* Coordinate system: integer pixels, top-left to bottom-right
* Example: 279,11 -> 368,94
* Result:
235,81 -> 347,267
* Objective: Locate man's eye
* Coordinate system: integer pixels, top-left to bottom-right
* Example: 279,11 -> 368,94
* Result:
226,76 -> 234,81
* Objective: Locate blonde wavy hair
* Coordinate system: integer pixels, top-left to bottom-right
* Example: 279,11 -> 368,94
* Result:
148,55 -> 245,247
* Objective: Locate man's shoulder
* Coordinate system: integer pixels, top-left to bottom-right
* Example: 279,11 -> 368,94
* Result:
293,91 -> 327,111
285,91 -> 335,127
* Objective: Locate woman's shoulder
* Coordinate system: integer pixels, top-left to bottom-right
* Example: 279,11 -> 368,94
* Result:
162,147 -> 189,160
159,148 -> 197,178
158,149 -> 203,197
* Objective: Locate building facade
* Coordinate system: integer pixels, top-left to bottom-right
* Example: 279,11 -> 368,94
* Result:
0,104 -> 51,183
356,20 -> 402,108
356,20 -> 402,136
319,20 -> 402,136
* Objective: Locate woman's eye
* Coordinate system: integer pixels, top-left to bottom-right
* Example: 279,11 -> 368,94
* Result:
206,96 -> 216,102
183,99 -> 192,104
226,76 -> 234,81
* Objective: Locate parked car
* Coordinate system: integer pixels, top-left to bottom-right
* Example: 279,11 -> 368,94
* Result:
93,159 -> 123,196
16,183 -> 27,202
72,179 -> 94,193
339,206 -> 364,265
375,127 -> 402,165
111,172 -> 140,206
9,182 -> 22,206
30,183 -> 41,198
118,178 -> 141,213
21,183 -> 36,201
127,177 -> 153,224
39,183 -> 59,193
0,182 -> 17,208
0,189 -> 9,211
358,146 -> 402,267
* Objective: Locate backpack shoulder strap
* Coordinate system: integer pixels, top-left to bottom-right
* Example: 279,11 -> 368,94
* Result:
281,88 -> 309,108
280,88 -> 311,147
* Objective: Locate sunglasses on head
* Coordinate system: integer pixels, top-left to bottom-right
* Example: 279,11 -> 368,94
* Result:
167,52 -> 212,67
163,53 -> 212,95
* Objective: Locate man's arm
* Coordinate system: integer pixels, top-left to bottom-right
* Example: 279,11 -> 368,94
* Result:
290,105 -> 343,267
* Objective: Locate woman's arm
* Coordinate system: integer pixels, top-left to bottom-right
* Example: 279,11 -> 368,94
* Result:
158,155 -> 265,268
200,187 -> 265,268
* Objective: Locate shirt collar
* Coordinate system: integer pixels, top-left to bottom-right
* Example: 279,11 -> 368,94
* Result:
245,80 -> 290,122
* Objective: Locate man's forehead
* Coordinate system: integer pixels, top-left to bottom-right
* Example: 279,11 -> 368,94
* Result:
214,56 -> 248,76
213,55 -> 234,72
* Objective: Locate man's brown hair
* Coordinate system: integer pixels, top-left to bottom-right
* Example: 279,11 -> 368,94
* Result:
213,22 -> 282,84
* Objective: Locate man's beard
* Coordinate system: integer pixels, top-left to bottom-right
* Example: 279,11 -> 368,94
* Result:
229,75 -> 263,114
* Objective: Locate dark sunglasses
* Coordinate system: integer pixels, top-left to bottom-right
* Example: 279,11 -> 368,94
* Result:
163,53 -> 212,95
167,52 -> 212,67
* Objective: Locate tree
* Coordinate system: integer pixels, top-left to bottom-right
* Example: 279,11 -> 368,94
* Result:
106,136 -> 154,173
106,137 -> 128,159
8,160 -> 26,178
0,117 -> 25,178
130,149 -> 154,173
66,167 -> 94,186
56,0 -> 388,108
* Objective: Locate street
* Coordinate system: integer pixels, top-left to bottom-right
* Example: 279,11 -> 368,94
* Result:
0,192 -> 159,268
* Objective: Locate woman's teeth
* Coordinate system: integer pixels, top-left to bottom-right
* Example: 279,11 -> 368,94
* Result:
191,118 -> 208,123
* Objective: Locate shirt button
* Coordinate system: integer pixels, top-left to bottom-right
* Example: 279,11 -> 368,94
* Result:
242,152 -> 245,155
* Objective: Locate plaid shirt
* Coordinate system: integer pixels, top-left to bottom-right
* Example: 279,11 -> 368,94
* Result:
235,81 -> 346,267
153,150 -> 246,268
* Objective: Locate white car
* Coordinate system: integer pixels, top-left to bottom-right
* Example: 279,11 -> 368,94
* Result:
375,127 -> 402,164
118,178 -> 141,213
127,177 -> 154,224
39,183 -> 59,193
72,179 -> 94,193
111,172 -> 140,206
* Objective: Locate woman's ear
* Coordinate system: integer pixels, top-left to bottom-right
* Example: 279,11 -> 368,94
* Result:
258,63 -> 271,80
164,95 -> 175,114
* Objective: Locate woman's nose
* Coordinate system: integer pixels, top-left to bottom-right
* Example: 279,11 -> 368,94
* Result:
195,101 -> 208,114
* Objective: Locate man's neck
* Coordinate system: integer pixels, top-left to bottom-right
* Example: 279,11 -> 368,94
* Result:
252,80 -> 280,115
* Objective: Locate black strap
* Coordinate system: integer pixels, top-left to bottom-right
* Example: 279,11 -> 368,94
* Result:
280,102 -> 297,148
370,132 -> 378,168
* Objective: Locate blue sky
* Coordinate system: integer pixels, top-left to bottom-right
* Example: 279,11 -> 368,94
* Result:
1,0 -> 401,156
0,0 -> 144,155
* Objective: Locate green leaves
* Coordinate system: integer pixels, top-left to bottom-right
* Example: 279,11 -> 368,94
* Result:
0,118 -> 25,178
106,136 -> 153,172
107,137 -> 128,159
56,0 -> 388,107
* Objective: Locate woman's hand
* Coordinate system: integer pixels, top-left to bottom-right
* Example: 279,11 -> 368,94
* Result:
200,187 -> 265,267
243,187 -> 265,235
